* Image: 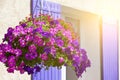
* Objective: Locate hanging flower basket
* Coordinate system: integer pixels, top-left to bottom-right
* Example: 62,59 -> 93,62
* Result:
0,14 -> 90,78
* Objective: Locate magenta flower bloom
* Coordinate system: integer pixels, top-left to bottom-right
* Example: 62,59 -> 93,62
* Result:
17,62 -> 25,74
7,67 -> 15,73
49,38 -> 55,45
64,47 -> 71,54
36,21 -> 45,26
25,34 -> 33,41
0,52 -> 7,63
59,57 -> 64,63
63,30 -> 72,40
51,46 -> 56,56
13,26 -> 24,36
29,44 -> 37,52
46,41 -> 52,46
55,38 -> 64,47
25,52 -> 38,60
33,36 -> 44,46
72,54 -> 80,67
50,28 -> 57,35
40,53 -> 48,61
13,49 -> 22,57
25,27 -> 34,33
19,37 -> 26,47
0,44 -> 12,52
72,40 -> 80,48
7,56 -> 16,67
50,20 -> 59,25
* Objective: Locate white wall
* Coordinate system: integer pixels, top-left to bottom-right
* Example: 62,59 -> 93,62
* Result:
0,0 -> 31,80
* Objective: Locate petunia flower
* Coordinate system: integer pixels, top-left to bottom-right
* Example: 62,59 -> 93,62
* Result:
40,53 -> 48,61
59,57 -> 64,63
29,44 -> 37,52
33,36 -> 44,46
7,56 -> 16,67
7,67 -> 15,73
13,49 -> 22,57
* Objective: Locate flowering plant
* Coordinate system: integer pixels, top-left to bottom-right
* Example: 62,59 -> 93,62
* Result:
0,14 -> 90,77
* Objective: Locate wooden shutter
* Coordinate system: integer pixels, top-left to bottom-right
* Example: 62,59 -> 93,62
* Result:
31,0 -> 62,80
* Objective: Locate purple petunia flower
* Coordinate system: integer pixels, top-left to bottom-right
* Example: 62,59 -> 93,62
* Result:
36,21 -> 45,26
25,34 -> 33,41
23,66 -> 34,74
33,36 -> 44,46
19,37 -> 26,47
0,51 -> 7,63
33,26 -> 43,33
40,53 -> 48,61
29,44 -> 37,52
7,56 -> 16,67
51,46 -> 56,56
13,30 -> 20,37
80,49 -> 86,54
72,40 -> 80,48
34,66 -> 41,72
7,67 -> 15,73
86,59 -> 91,67
25,52 -> 38,60
63,30 -> 72,40
50,28 -> 57,35
49,38 -> 55,45
46,41 -> 52,46
72,54 -> 80,67
40,32 -> 52,38
7,27 -> 14,33
1,44 -> 12,52
25,27 -> 34,33
3,27 -> 14,42
8,36 -> 15,44
64,47 -> 71,54
13,26 -> 24,36
21,23 -> 27,27
55,38 -> 64,47
80,49 -> 88,61
44,47 -> 51,54
17,62 -> 25,74
13,49 -> 22,57
3,27 -> 14,39
50,20 -> 59,25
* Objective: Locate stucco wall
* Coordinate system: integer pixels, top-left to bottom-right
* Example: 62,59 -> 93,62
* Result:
0,0 -> 31,80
